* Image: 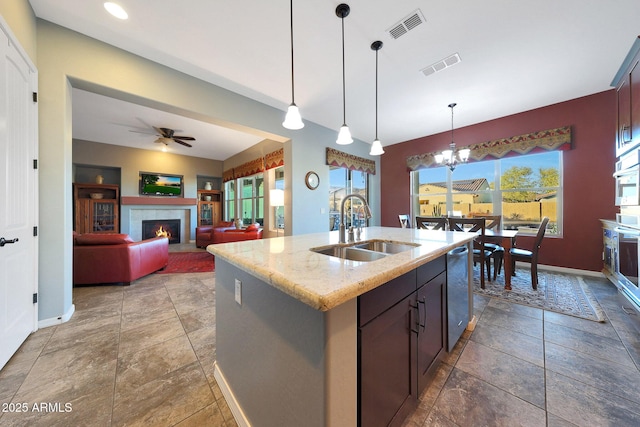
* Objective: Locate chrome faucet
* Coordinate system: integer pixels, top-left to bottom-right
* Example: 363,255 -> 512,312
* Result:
339,194 -> 372,243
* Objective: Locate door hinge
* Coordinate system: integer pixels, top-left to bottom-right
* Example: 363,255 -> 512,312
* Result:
33,159 -> 38,169
33,293 -> 38,304
32,92 -> 37,102
33,226 -> 38,236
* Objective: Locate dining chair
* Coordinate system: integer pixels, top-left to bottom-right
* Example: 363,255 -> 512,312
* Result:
510,217 -> 550,290
448,217 -> 492,288
482,215 -> 505,280
415,216 -> 447,230
398,214 -> 411,228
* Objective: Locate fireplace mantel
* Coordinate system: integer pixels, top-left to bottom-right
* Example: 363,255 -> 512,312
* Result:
121,196 -> 197,206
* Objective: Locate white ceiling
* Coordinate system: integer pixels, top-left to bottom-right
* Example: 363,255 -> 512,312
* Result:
30,0 -> 640,160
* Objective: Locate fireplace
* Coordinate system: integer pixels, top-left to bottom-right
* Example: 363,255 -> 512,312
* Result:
142,219 -> 181,244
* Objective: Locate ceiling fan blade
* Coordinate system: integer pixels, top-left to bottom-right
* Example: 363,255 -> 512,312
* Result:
129,129 -> 157,135
173,138 -> 192,148
159,127 -> 175,138
173,135 -> 195,141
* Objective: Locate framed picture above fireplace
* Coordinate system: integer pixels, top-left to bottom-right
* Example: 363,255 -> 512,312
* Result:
139,172 -> 184,197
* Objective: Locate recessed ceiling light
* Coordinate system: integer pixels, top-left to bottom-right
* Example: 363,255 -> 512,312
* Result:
104,2 -> 128,20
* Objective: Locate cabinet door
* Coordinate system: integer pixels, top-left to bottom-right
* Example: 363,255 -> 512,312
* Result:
90,200 -> 118,233
617,74 -> 632,157
359,294 -> 417,427
631,59 -> 640,150
75,199 -> 90,233
199,202 -> 213,226
416,272 -> 446,394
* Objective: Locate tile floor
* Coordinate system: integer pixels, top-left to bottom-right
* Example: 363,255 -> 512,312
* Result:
1,262 -> 639,426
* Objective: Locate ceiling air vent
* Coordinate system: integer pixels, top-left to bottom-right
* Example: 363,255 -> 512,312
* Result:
421,53 -> 461,77
387,9 -> 426,40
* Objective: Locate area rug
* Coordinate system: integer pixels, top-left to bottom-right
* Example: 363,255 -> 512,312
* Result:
156,252 -> 215,274
473,267 -> 605,322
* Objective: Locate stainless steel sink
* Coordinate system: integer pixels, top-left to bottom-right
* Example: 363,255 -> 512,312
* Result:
313,246 -> 389,262
353,240 -> 419,254
311,239 -> 419,262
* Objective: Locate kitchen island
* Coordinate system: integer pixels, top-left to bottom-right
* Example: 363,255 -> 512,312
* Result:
208,226 -> 474,427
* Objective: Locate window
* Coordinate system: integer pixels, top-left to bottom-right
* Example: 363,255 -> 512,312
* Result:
329,167 -> 369,231
224,180 -> 235,221
412,151 -> 562,235
225,173 -> 264,226
273,166 -> 285,230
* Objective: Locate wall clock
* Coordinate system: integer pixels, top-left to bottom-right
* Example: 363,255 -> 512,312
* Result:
305,171 -> 319,190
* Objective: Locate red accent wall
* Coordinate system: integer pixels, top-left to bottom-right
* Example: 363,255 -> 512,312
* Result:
381,91 -> 617,272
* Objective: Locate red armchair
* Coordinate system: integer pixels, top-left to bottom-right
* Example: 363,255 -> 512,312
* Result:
73,233 -> 169,286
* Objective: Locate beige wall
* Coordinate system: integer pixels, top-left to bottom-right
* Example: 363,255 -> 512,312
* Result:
0,0 -> 37,62
73,139 -> 224,239
73,139 -> 223,197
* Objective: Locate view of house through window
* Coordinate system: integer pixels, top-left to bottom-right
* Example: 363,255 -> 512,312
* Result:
412,151 -> 562,235
329,167 -> 369,231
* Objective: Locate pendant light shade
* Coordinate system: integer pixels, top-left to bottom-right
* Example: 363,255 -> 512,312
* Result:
369,40 -> 384,156
283,104 -> 303,130
282,0 -> 304,130
335,4 -> 353,145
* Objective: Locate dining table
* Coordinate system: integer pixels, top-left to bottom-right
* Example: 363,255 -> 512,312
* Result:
483,229 -> 519,290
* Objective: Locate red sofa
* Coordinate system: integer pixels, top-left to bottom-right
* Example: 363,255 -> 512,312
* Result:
196,222 -> 263,247
196,221 -> 236,248
214,223 -> 263,243
73,233 -> 169,286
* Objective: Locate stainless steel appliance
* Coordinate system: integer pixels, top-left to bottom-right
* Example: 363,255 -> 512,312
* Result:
614,150 -> 640,206
446,245 -> 469,352
613,225 -> 640,330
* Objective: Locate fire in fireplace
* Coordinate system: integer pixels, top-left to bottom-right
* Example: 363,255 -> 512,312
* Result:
142,219 -> 181,244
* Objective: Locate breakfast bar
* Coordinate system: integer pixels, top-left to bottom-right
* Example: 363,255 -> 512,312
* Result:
208,226 -> 475,427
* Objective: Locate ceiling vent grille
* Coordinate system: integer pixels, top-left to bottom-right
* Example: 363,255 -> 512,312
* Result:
387,9 -> 426,40
421,53 -> 462,77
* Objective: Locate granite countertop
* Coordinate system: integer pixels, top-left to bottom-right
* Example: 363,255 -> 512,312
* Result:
208,226 -> 474,311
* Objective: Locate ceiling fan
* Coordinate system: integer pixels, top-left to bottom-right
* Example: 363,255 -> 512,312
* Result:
130,126 -> 195,148
151,127 -> 195,147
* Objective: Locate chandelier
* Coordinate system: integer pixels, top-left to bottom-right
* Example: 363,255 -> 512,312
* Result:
434,103 -> 470,171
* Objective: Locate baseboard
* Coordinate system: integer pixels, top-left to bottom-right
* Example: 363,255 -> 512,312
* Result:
38,303 -> 75,328
214,362 -> 251,427
523,263 -> 605,278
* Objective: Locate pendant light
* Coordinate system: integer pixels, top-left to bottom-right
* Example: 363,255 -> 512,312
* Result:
434,103 -> 470,171
282,0 -> 304,130
335,3 -> 353,145
369,40 -> 384,155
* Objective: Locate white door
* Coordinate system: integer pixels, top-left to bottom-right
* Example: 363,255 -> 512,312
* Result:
0,24 -> 39,370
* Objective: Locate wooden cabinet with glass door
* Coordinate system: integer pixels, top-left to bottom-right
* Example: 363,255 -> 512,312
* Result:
73,183 -> 120,234
197,190 -> 222,226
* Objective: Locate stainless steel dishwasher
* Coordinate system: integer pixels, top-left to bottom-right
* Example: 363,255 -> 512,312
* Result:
447,245 -> 469,351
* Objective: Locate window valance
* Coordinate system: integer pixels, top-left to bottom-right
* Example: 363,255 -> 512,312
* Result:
326,147 -> 376,175
222,168 -> 235,183
406,126 -> 572,171
264,148 -> 284,170
222,147 -> 286,182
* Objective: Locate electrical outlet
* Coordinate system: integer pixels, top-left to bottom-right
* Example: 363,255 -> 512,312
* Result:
235,279 -> 242,305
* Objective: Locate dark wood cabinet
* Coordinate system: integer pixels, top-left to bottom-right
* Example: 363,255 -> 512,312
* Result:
358,256 -> 447,427
416,272 -> 446,393
197,190 -> 222,226
614,36 -> 640,158
73,183 -> 119,234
